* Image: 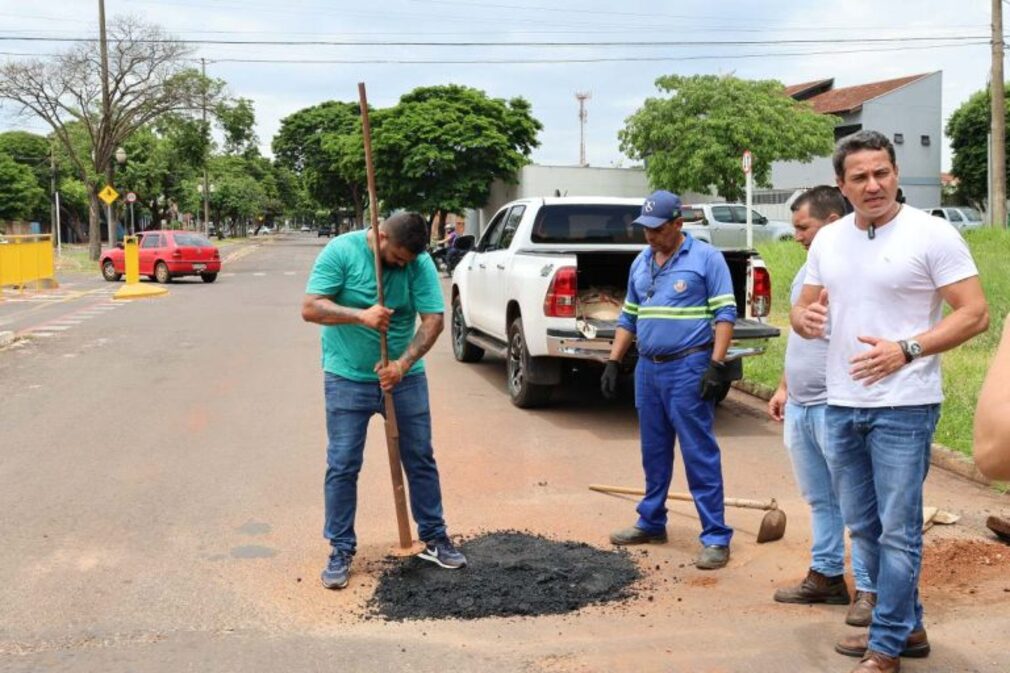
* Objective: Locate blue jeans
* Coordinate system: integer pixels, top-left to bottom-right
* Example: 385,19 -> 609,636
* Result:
323,372 -> 447,555
784,401 -> 872,591
823,404 -> 940,658
634,352 -> 732,547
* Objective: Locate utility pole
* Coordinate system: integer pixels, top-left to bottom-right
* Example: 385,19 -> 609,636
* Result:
991,0 -> 1006,228
201,57 -> 211,236
575,91 -> 591,167
98,0 -> 115,245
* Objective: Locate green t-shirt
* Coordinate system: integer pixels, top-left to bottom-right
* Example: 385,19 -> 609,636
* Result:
305,230 -> 445,382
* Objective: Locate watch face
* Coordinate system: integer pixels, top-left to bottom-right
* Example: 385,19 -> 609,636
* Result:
909,341 -> 923,357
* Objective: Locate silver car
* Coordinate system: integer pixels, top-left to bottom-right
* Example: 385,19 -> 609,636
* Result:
683,203 -> 794,249
929,207 -> 984,233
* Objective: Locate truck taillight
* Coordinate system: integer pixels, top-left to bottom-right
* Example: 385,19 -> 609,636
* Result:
544,266 -> 577,318
751,266 -> 771,318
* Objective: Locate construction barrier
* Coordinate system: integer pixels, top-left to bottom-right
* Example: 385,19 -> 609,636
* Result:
0,234 -> 57,296
114,235 -> 167,300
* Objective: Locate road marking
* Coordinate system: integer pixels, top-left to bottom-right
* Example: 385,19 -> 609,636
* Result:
283,271 -> 296,276
220,272 -> 236,277
40,325 -> 71,331
253,272 -> 266,277
27,331 -> 56,337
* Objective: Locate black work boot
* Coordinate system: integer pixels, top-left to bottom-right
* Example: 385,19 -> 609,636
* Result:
609,526 -> 668,545
773,567 -> 850,605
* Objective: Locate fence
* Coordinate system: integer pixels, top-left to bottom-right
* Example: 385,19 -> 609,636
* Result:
0,234 -> 58,294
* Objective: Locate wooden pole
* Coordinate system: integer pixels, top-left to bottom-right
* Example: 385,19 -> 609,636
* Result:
358,82 -> 414,550
991,0 -> 1006,228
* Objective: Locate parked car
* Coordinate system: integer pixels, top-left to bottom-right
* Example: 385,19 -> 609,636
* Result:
100,230 -> 221,284
450,197 -> 780,407
318,226 -> 333,237
683,203 -> 795,248
300,225 -> 312,233
929,207 -> 984,234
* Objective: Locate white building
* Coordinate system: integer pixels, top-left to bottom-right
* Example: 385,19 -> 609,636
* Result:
767,72 -> 943,209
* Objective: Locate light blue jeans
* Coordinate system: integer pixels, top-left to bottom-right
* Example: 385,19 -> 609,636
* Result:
784,401 -> 872,591
823,404 -> 940,658
323,372 -> 447,555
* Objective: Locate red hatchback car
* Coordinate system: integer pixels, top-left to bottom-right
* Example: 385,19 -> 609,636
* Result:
101,230 -> 222,284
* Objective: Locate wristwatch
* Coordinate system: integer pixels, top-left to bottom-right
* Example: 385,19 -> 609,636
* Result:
898,339 -> 923,363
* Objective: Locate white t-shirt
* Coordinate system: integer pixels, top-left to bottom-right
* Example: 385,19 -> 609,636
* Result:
804,206 -> 978,408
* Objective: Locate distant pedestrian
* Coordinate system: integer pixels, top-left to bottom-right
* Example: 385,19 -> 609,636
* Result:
302,212 -> 467,591
602,190 -> 737,570
791,130 -> 988,673
768,185 -> 874,625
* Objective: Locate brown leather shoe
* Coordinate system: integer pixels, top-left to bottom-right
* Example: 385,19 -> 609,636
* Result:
846,590 -> 876,626
774,568 -> 850,604
850,650 -> 900,672
835,629 -> 930,658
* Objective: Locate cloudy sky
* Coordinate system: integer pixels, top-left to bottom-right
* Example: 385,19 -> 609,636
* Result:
0,0 -> 996,169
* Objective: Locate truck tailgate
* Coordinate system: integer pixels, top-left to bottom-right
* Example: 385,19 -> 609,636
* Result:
571,317 -> 779,341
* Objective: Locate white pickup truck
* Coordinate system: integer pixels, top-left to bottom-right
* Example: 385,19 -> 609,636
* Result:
449,197 -> 781,408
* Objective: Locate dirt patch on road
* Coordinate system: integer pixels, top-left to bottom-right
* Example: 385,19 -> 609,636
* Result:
369,532 -> 641,621
921,538 -> 1010,600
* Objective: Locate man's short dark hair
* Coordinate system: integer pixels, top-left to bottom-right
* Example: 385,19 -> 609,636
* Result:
791,185 -> 847,221
381,212 -> 428,255
832,129 -> 897,178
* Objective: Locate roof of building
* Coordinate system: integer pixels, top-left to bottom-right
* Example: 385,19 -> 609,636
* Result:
788,73 -> 934,115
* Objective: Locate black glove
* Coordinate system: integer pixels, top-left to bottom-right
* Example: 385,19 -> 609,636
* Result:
600,360 -> 620,400
699,360 -> 729,402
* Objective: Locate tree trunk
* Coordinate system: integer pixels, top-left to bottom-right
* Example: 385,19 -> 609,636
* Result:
87,189 -> 102,261
351,185 -> 363,231
436,210 -> 448,239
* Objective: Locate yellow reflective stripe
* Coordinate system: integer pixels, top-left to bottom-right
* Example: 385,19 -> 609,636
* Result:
639,306 -> 709,315
707,294 -> 735,308
639,313 -> 714,320
622,302 -> 639,315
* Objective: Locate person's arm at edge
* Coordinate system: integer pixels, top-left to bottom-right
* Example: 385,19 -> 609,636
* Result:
301,294 -> 391,330
974,317 -> 1010,480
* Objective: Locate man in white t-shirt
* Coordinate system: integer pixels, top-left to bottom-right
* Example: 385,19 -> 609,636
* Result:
791,130 -> 989,673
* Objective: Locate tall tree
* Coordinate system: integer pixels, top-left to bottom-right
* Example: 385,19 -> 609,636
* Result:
0,153 -> 46,222
619,74 -> 837,201
216,97 -> 259,158
0,16 -> 220,259
0,131 -> 51,221
947,85 -> 1007,209
273,101 -> 366,227
373,84 -> 542,233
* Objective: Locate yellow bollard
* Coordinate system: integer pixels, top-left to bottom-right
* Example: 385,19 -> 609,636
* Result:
114,235 -> 168,300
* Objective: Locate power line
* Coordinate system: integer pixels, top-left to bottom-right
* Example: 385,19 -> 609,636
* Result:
0,34 -> 990,47
202,41 -> 990,65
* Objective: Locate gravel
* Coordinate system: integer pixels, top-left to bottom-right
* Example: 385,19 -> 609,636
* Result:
369,531 -> 641,621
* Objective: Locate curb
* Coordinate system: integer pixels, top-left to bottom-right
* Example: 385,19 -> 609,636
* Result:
730,381 -> 998,489
0,331 -> 15,349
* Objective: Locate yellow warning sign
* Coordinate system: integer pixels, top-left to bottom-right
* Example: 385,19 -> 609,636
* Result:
98,185 -> 120,206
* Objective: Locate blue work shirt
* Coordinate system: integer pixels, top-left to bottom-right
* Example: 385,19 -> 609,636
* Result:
617,234 -> 736,357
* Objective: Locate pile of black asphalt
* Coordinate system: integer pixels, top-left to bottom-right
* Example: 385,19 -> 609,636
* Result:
369,531 -> 642,621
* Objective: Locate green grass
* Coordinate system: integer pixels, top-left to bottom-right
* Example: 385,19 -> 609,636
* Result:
748,228 -> 1010,457
54,244 -> 94,274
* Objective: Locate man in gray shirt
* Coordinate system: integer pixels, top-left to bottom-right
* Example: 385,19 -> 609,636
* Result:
768,186 -> 873,625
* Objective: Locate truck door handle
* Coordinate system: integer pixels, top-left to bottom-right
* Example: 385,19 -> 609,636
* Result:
478,263 -> 486,269
496,264 -> 505,270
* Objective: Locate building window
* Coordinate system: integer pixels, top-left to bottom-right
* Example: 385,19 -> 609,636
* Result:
894,133 -> 904,144
921,135 -> 931,146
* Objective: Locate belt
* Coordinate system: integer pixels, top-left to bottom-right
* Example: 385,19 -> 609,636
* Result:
645,343 -> 713,364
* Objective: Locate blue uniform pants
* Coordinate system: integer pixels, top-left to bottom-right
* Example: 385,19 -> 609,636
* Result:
633,352 -> 733,547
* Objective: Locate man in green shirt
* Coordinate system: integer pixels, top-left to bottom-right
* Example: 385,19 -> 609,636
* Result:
302,212 -> 467,590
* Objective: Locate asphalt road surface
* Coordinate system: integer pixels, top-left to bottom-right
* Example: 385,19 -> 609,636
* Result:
1,234 -> 1007,673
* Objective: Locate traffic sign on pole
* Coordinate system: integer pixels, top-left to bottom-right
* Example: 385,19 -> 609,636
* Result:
98,185 -> 120,206
741,150 -> 752,175
126,191 -> 137,204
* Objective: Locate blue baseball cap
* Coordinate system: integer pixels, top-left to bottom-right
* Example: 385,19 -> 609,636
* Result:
633,190 -> 683,228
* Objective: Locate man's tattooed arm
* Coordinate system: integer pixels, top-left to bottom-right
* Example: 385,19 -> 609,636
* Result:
397,313 -> 445,369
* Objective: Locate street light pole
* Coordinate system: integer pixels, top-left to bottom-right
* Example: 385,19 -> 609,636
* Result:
98,0 -> 115,246
201,58 -> 211,236
991,0 -> 1006,228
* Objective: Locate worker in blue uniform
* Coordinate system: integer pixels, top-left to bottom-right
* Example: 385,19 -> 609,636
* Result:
601,190 -> 737,570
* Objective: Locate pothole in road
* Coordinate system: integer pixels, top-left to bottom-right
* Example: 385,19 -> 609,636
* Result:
369,531 -> 641,621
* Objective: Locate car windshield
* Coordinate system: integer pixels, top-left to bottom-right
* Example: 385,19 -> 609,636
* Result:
174,234 -> 213,247
530,204 -> 645,244
962,208 -> 982,222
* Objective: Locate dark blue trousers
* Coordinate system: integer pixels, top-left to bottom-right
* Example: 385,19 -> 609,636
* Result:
633,352 -> 733,546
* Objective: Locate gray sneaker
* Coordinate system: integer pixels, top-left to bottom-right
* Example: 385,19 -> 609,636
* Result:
694,544 -> 730,570
609,526 -> 668,545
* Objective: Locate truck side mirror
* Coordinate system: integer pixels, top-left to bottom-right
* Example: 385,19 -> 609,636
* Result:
454,235 -> 476,251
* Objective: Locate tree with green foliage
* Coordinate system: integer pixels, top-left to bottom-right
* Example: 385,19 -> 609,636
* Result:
273,100 -> 366,227
0,153 -> 46,222
947,85 -> 1007,209
216,98 -> 259,158
0,131 -> 51,221
0,16 -> 220,259
373,84 -> 541,233
619,75 -> 837,201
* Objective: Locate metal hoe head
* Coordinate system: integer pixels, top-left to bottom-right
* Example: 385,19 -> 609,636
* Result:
756,508 -> 787,543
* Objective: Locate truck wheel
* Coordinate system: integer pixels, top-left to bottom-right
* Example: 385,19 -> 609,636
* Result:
451,295 -> 484,363
715,381 -> 732,404
507,317 -> 552,408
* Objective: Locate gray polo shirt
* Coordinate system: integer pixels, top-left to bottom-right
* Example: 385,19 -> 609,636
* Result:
784,262 -> 828,406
